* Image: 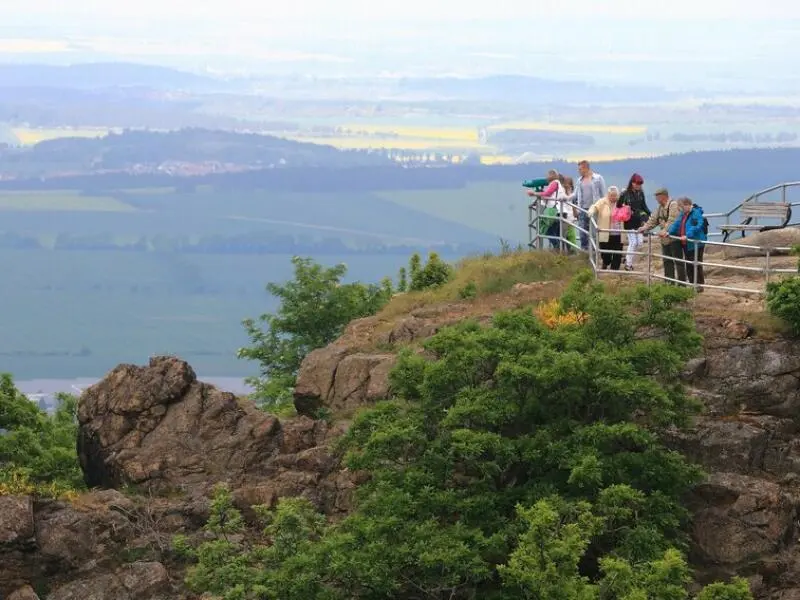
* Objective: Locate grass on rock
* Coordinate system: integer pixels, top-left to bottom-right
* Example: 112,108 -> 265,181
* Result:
380,249 -> 588,319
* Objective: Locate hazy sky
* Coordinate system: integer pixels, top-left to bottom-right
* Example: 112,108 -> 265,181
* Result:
2,0 -> 799,90
3,0 -> 799,20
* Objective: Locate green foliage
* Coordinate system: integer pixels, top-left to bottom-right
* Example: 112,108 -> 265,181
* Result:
499,499 -> 600,599
397,267 -> 408,292
177,486 -> 329,599
407,251 -> 454,291
0,374 -> 84,496
458,280 -> 478,300
766,276 -> 800,336
695,578 -> 753,600
237,256 -> 392,407
179,275 -> 751,600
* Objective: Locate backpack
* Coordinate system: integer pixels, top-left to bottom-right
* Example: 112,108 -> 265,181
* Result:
693,203 -> 709,235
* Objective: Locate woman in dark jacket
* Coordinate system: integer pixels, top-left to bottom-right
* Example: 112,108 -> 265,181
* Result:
618,173 -> 651,271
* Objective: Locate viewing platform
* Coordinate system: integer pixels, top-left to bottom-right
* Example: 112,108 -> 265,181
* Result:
528,181 -> 800,297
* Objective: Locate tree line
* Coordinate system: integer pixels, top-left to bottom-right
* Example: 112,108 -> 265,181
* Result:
1,146 -> 798,194
0,231 -> 482,257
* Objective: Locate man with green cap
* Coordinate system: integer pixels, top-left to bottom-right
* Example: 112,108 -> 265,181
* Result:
638,188 -> 685,284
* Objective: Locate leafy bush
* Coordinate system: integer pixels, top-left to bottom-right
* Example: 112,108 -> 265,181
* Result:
177,274 -> 751,600
0,374 -> 83,497
238,256 -> 393,408
766,276 -> 800,336
407,251 -> 453,291
458,280 -> 478,299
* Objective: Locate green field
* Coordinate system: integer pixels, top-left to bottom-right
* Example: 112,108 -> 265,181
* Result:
0,249 -> 416,379
0,184 -> 499,380
0,190 -> 135,212
0,175 -> 777,381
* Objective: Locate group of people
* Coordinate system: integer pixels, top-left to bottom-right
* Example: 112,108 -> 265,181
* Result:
524,160 -> 708,288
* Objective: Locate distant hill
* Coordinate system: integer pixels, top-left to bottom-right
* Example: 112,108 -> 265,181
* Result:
395,74 -> 675,103
0,62 -> 222,91
0,128 -> 394,177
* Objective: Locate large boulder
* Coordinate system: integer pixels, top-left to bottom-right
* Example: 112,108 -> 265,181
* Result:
78,356 -> 281,489
294,349 -> 395,417
721,228 -> 800,260
76,356 -> 354,515
690,472 -> 797,568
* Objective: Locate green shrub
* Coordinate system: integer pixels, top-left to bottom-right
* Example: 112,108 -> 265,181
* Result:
766,276 -> 800,335
178,275 -> 752,600
458,280 -> 478,299
0,374 -> 83,497
408,251 -> 453,291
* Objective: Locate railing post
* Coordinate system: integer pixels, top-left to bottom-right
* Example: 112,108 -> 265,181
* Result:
593,220 -> 601,277
528,202 -> 535,249
537,198 -> 545,251
646,234 -> 652,287
558,202 -> 565,254
693,243 -> 699,292
765,248 -> 771,288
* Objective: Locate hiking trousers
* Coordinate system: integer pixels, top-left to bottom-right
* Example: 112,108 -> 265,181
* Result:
682,245 -> 705,286
662,240 -> 686,284
600,236 -> 623,270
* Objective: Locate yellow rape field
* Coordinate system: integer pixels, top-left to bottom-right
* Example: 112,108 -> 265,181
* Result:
12,127 -> 114,145
340,124 -> 480,142
288,135 -> 485,150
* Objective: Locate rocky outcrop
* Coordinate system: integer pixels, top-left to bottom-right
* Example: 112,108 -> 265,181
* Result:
76,356 -> 355,515
0,356 -> 367,599
0,490 -> 179,599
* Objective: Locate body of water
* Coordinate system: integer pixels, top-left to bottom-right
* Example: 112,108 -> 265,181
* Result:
17,376 -> 252,397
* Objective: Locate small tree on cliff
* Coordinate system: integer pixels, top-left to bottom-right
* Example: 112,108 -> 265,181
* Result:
238,256 -> 392,408
766,245 -> 800,336
0,374 -> 83,496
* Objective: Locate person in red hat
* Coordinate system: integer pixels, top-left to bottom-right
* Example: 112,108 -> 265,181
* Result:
618,173 -> 651,270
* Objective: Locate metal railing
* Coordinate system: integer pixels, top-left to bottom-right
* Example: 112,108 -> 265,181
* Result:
528,196 -> 798,295
704,181 -> 800,238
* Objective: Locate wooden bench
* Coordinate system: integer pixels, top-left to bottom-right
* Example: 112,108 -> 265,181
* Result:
719,201 -> 792,242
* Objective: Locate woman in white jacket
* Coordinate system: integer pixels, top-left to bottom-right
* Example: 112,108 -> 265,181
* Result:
588,186 -> 623,270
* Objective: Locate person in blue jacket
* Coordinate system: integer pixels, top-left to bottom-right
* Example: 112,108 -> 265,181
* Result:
668,196 -> 707,289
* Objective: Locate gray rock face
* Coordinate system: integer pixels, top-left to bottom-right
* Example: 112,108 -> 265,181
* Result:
672,319 -> 800,597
